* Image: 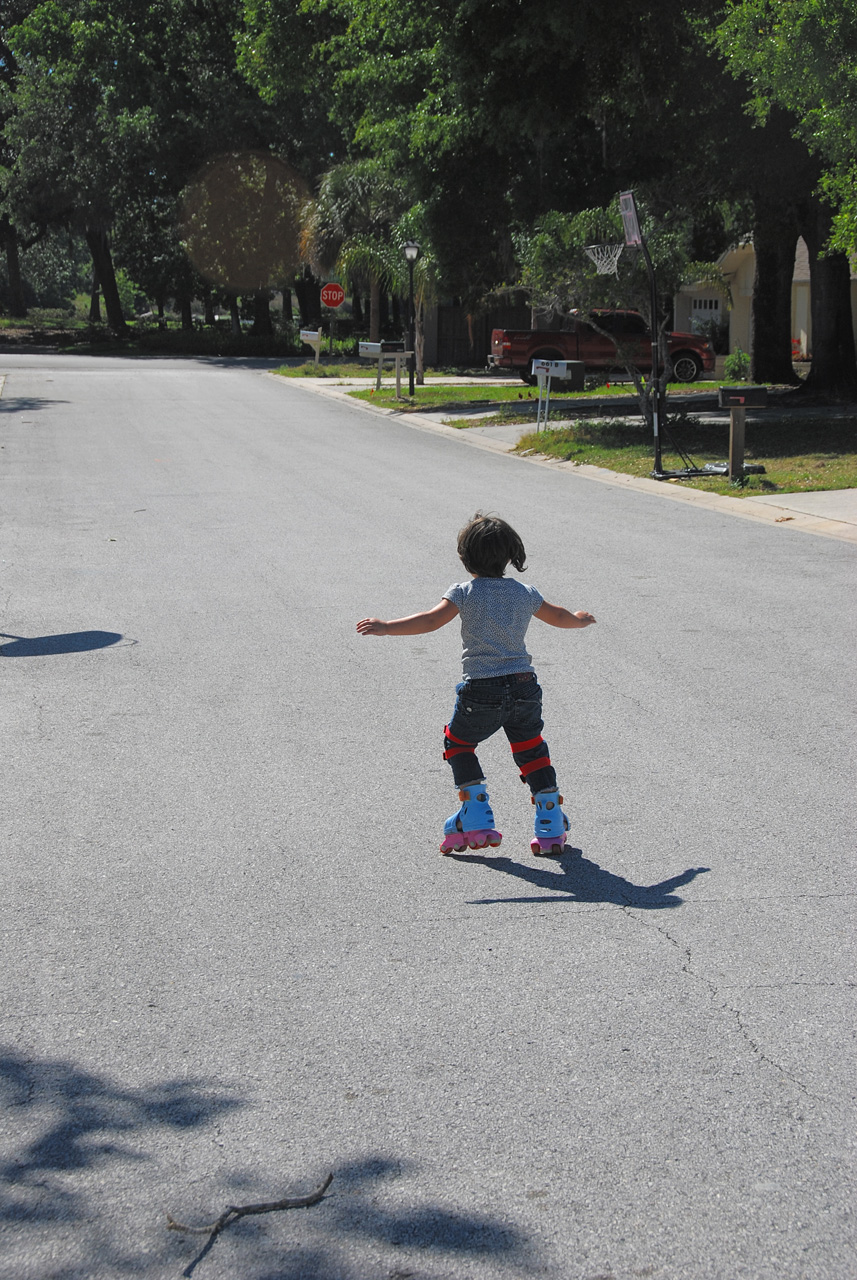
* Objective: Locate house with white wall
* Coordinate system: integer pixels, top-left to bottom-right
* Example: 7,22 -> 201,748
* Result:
673,237 -> 850,360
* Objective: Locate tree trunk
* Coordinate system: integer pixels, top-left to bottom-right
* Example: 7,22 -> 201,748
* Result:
3,223 -> 28,318
89,265 -> 102,323
351,287 -> 363,326
294,268 -> 321,327
84,227 -> 127,335
156,297 -> 167,330
229,296 -> 241,336
415,295 -> 425,385
751,201 -> 800,384
203,288 -> 216,326
179,296 -> 193,330
281,287 -> 293,323
369,275 -> 381,342
801,198 -> 857,397
251,290 -> 273,336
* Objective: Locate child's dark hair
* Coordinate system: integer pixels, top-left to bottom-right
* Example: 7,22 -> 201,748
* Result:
457,512 -> 527,578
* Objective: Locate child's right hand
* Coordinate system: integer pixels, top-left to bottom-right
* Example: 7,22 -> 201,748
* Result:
356,617 -> 388,636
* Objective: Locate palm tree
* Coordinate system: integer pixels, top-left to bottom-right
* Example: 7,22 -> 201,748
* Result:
392,207 -> 439,384
302,160 -> 406,342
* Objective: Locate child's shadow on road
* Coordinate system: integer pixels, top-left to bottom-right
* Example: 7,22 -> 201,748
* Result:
447,849 -> 709,908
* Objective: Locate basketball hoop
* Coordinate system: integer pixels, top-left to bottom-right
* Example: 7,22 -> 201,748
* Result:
584,243 -> 624,276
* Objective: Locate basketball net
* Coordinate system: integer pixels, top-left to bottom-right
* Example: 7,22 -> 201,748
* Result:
584,243 -> 623,276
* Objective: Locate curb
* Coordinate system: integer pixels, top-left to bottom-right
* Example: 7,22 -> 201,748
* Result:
269,374 -> 857,546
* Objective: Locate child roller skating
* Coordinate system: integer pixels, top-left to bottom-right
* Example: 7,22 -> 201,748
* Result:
357,512 -> 596,856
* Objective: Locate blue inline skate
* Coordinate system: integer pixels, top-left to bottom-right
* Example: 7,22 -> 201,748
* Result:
530,788 -> 569,856
440,783 -> 502,854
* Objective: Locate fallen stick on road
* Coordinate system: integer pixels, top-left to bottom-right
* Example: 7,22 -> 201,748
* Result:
166,1172 -> 333,1236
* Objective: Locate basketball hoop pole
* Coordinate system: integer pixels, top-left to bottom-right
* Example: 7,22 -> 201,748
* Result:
619,190 -> 664,477
642,238 -> 670,478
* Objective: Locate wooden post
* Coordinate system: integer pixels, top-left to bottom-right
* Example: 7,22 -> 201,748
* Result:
729,406 -> 746,480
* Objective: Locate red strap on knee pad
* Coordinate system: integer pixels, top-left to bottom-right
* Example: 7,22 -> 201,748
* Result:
509,734 -> 545,754
444,724 -> 476,761
518,755 -> 551,779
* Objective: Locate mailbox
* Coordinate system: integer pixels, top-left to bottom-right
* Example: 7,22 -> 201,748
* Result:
300,328 -> 322,367
358,342 -> 382,357
718,385 -> 767,408
530,359 -> 585,390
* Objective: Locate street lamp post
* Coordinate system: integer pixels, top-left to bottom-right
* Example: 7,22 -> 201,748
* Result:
403,240 -> 420,396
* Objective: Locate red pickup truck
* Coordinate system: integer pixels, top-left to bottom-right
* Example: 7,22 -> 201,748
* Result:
488,310 -> 715,384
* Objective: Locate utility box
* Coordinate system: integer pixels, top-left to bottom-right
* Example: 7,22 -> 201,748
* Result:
719,385 -> 768,408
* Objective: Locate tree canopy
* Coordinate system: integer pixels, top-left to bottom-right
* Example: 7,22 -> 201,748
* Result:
716,0 -> 857,250
0,0 -> 855,390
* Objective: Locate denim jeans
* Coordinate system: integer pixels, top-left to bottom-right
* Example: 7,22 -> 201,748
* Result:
444,672 -> 557,795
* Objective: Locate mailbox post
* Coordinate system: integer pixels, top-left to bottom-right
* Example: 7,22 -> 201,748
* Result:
359,341 -> 413,396
530,359 -> 585,431
300,328 -> 322,369
718,385 -> 768,479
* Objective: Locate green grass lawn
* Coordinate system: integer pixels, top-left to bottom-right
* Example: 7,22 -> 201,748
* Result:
512,415 -> 857,497
275,361 -> 470,379
345,380 -> 719,407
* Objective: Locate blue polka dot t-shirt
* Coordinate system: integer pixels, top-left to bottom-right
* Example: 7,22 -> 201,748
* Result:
443,578 -> 544,678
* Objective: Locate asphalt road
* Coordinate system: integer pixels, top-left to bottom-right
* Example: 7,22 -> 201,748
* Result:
1,353 -> 854,1280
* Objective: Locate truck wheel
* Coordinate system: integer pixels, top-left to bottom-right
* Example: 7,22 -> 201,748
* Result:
670,352 -> 703,383
520,349 -> 565,386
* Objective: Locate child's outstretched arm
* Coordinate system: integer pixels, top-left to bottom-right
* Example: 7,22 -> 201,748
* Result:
535,601 -> 596,629
357,599 -> 459,637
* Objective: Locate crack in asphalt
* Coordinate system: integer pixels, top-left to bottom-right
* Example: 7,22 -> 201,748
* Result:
619,907 -> 826,1102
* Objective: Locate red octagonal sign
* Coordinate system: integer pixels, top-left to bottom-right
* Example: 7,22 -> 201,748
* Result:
320,282 -> 345,308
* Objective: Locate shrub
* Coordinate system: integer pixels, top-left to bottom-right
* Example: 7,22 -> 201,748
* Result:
723,345 -> 750,381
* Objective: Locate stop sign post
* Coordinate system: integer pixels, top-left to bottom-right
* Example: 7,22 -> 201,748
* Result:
320,282 -> 345,354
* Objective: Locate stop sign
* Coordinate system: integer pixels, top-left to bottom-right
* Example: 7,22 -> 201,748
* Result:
320,282 -> 345,308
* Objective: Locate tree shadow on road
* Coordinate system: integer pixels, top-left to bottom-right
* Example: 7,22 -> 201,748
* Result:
0,630 -> 130,656
0,395 -> 70,415
0,1048 -> 244,1275
448,849 -> 709,907
1,1052 -> 537,1279
178,1154 -> 534,1280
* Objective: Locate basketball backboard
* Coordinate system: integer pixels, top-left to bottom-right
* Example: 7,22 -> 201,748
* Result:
619,190 -> 642,247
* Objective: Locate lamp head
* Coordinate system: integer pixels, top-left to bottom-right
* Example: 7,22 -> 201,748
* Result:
403,240 -> 420,263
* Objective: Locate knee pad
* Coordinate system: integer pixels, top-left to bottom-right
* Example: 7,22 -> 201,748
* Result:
443,724 -> 476,762
509,733 -> 551,783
